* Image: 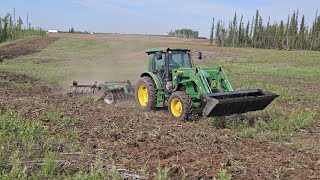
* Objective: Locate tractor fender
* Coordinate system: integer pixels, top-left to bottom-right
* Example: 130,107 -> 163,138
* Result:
140,72 -> 163,90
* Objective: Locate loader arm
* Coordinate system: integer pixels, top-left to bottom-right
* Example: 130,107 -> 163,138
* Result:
172,66 -> 278,117
172,66 -> 233,98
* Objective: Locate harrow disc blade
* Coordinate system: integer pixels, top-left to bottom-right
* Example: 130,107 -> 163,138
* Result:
95,90 -> 135,104
103,92 -> 117,104
68,81 -> 99,96
202,89 -> 279,117
68,87 -> 97,95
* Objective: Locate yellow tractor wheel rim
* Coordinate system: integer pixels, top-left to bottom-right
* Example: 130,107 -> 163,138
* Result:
171,98 -> 183,117
138,84 -> 148,106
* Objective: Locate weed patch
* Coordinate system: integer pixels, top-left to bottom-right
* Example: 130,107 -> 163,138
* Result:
206,108 -> 317,142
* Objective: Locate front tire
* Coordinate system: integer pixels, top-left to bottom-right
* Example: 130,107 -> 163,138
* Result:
168,91 -> 193,120
135,76 -> 157,111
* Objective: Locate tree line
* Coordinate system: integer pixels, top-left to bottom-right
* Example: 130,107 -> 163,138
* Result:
168,28 -> 199,38
0,11 -> 45,43
211,9 -> 320,51
68,26 -> 93,34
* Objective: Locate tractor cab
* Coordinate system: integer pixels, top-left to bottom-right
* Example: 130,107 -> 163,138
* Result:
146,48 -> 194,83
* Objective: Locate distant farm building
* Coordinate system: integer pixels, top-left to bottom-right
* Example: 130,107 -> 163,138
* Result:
47,30 -> 58,33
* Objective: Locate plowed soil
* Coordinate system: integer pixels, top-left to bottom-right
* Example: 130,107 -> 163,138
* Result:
0,37 -> 59,61
0,71 -> 319,179
48,33 -> 209,45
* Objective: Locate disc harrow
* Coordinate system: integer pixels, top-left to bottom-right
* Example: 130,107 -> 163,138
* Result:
68,81 -> 100,96
68,80 -> 135,104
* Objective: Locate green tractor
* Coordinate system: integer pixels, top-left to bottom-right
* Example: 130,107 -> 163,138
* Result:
135,48 -> 278,120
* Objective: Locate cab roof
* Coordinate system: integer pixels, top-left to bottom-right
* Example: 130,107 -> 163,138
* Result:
145,48 -> 190,54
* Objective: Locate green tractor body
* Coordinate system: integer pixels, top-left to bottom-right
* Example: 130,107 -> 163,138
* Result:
136,48 -> 278,120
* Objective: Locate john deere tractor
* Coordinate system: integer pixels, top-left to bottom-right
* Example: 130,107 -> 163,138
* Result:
135,48 -> 278,120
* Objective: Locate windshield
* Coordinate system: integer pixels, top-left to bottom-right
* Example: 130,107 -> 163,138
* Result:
168,51 -> 192,68
148,51 -> 192,73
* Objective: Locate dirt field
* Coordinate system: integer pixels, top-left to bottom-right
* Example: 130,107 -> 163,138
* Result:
49,33 -> 209,46
0,37 -> 59,61
0,34 -> 319,179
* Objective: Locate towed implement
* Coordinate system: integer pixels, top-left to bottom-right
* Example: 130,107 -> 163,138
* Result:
69,80 -> 134,104
135,48 -> 278,120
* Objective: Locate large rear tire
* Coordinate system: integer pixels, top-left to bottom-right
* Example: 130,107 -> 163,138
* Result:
168,91 -> 193,121
135,76 -> 157,111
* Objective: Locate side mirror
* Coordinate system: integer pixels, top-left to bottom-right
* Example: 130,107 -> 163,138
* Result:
198,52 -> 203,60
155,52 -> 162,60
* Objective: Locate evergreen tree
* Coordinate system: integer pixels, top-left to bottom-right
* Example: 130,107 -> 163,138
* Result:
257,16 -> 263,48
17,16 -> 23,30
286,15 -> 290,50
277,20 -> 285,49
70,26 -> 75,33
232,12 -> 237,47
3,14 -> 9,41
289,10 -> 298,49
0,17 -> 2,37
220,22 -> 227,47
249,16 -> 254,47
245,20 -> 250,47
299,15 -> 306,49
253,10 -> 260,48
210,17 -> 215,45
216,20 -> 222,46
211,9 -> 319,51
238,15 -> 244,47
311,16 -> 320,50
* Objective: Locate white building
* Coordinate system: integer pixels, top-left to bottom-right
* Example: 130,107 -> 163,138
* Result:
47,30 -> 58,33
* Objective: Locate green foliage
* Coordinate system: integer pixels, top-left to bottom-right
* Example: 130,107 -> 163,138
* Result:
69,26 -> 75,33
207,108 -> 317,142
210,17 -> 215,45
214,9 -> 320,51
215,169 -> 232,180
0,110 -> 122,178
168,28 -> 199,38
68,26 -> 93,34
0,151 -> 28,180
155,166 -> 169,180
0,12 -> 46,43
0,111 -> 46,176
0,111 -> 45,142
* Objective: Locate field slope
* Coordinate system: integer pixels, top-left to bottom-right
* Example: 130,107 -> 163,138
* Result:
0,34 -> 319,179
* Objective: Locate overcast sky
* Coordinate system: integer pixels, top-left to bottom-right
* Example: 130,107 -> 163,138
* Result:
1,0 -> 319,37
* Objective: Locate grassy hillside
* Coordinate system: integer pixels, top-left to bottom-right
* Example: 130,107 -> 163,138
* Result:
0,35 -> 319,178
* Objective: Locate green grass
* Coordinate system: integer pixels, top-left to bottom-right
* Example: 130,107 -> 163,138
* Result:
0,111 -> 45,142
0,74 -> 33,90
0,38 -> 157,84
0,110 -> 127,179
0,33 -> 45,47
206,104 -> 317,142
215,169 -> 232,180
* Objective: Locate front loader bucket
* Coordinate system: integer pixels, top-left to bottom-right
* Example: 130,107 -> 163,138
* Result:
202,89 -> 278,117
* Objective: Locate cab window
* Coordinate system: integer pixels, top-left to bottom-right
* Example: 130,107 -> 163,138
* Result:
169,51 -> 191,68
